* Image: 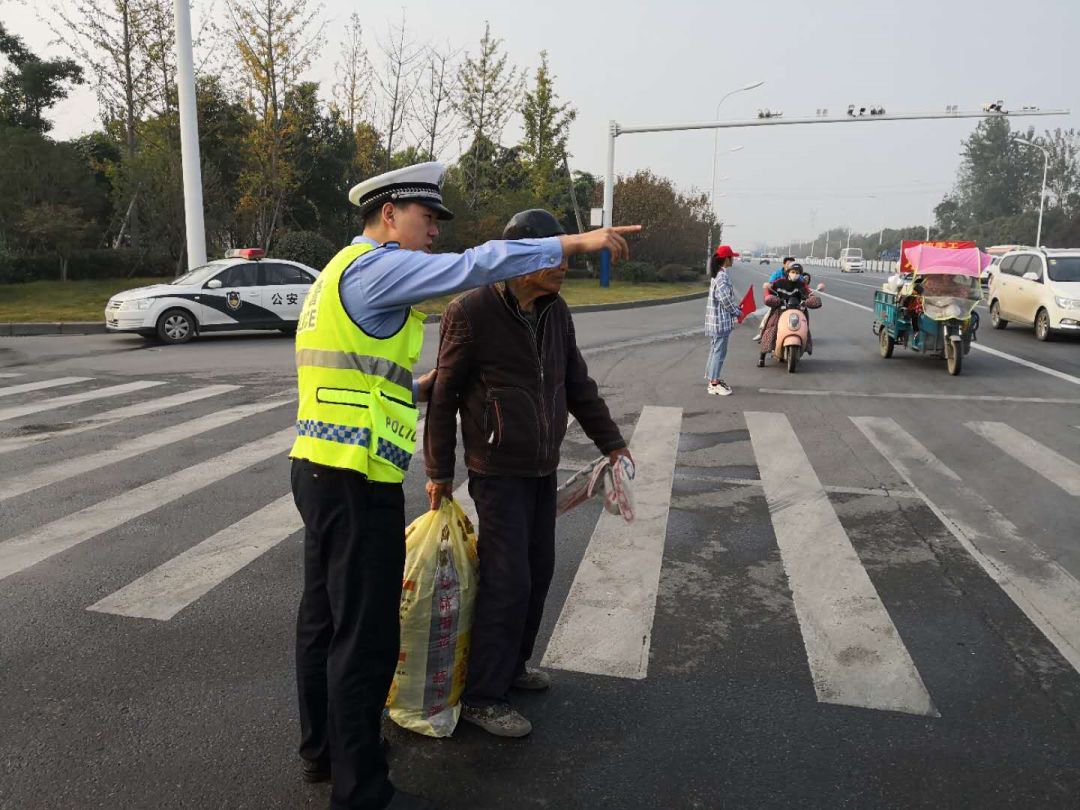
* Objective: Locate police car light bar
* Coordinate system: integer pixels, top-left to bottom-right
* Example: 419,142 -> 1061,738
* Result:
226,248 -> 265,260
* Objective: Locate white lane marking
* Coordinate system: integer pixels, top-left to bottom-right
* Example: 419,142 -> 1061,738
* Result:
88,494 -> 302,620
765,271 -> 1080,387
745,412 -> 937,716
966,422 -> 1080,497
0,376 -> 92,398
0,380 -> 165,423
0,384 -> 241,456
968,343 -> 1080,387
543,406 -> 682,679
758,388 -> 1080,405
0,398 -> 292,502
0,373 -> 24,378
0,428 -> 292,582
853,417 -> 1080,675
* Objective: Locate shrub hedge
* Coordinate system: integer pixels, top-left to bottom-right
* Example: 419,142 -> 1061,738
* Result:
0,249 -> 176,283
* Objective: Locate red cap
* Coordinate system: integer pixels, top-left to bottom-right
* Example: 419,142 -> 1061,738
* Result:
714,245 -> 739,259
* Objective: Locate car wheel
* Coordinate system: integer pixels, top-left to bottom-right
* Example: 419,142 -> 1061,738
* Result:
156,308 -> 196,344
1035,308 -> 1053,341
989,300 -> 1008,329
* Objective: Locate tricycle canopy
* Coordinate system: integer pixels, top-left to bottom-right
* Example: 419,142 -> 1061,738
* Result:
902,244 -> 992,277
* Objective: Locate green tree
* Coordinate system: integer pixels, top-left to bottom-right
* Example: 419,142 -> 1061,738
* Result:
937,117 -> 1042,233
226,0 -> 323,249
593,170 -> 712,268
0,127 -> 105,250
20,202 -> 94,280
454,22 -> 520,206
0,22 -> 84,133
519,50 -> 575,207
283,82 -> 358,245
1039,128 -> 1080,216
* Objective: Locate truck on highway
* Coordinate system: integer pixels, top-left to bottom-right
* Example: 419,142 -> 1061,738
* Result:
839,248 -> 864,272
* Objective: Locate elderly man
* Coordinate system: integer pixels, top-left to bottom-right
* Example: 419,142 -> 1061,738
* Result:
423,209 -> 631,738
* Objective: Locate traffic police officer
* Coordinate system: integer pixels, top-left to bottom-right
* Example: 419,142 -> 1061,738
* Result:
289,161 -> 639,810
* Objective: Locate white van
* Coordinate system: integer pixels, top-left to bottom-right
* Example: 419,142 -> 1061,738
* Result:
988,249 -> 1080,341
839,248 -> 864,273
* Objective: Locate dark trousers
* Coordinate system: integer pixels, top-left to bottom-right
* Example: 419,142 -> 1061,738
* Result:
463,473 -> 557,708
291,459 -> 405,810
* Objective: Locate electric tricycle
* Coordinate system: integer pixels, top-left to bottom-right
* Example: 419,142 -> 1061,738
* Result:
872,245 -> 989,376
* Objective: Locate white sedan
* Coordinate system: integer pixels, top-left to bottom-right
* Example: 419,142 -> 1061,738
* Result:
105,249 -> 318,344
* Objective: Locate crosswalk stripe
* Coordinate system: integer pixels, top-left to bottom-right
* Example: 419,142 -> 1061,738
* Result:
853,416 -> 1080,675
0,398 -> 293,502
0,384 -> 242,456
0,372 -> 24,378
543,405 -> 682,679
0,428 -> 293,582
88,494 -> 302,621
745,412 -> 937,716
0,380 -> 165,423
966,421 -> 1080,497
0,376 -> 92,398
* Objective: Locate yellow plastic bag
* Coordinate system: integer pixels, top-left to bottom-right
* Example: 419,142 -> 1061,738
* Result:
387,499 -> 479,737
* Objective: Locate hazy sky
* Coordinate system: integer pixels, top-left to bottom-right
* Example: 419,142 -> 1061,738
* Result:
6,0 -> 1079,249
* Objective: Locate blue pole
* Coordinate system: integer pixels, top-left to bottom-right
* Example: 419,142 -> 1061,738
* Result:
600,249 -> 611,288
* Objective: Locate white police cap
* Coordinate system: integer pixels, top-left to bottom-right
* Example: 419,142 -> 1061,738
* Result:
347,161 -> 454,220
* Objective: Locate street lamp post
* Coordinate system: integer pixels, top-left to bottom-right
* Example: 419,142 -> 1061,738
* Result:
699,80 -> 764,278
174,0 -> 206,269
1013,137 -> 1050,247
705,147 -> 743,274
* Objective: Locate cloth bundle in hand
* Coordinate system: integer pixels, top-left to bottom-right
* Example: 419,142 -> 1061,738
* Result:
556,454 -> 636,523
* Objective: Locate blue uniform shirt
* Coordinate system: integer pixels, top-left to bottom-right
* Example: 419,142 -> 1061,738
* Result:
340,236 -> 564,337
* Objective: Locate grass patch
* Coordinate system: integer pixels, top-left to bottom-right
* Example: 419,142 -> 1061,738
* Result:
0,278 -> 171,323
0,277 -> 707,323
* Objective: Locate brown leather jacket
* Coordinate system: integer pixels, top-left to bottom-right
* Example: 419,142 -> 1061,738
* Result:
423,284 -> 626,481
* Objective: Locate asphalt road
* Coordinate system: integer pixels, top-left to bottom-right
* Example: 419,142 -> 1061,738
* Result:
1,268 -> 1079,810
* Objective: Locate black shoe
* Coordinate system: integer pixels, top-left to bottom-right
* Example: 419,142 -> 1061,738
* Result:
301,757 -> 330,783
757,357 -> 766,367
385,789 -> 438,809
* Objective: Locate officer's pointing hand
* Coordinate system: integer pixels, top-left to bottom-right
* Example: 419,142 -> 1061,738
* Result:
561,225 -> 642,265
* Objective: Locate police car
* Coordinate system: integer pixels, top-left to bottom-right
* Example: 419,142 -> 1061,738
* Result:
105,249 -> 319,344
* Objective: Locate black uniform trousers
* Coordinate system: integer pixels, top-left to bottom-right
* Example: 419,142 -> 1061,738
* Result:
463,473 -> 557,708
292,458 -> 404,810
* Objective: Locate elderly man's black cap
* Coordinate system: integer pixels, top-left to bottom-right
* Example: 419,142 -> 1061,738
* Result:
502,209 -> 567,240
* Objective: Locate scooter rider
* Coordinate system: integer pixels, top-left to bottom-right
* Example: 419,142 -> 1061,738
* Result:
757,262 -> 820,367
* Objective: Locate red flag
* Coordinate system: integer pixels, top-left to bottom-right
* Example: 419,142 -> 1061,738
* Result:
736,287 -> 756,324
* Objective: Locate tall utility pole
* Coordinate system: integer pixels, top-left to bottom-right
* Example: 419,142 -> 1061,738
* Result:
598,106 -> 1068,285
175,0 -> 206,268
1013,137 -> 1050,247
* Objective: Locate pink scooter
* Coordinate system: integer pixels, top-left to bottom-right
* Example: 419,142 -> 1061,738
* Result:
763,283 -> 824,373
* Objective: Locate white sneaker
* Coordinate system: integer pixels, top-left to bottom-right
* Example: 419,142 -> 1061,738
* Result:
752,333 -> 762,343
707,381 -> 733,396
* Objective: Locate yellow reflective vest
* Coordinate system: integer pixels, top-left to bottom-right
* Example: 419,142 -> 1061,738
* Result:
289,242 -> 425,483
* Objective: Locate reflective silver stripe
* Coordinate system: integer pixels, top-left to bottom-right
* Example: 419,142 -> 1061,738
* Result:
296,348 -> 413,391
